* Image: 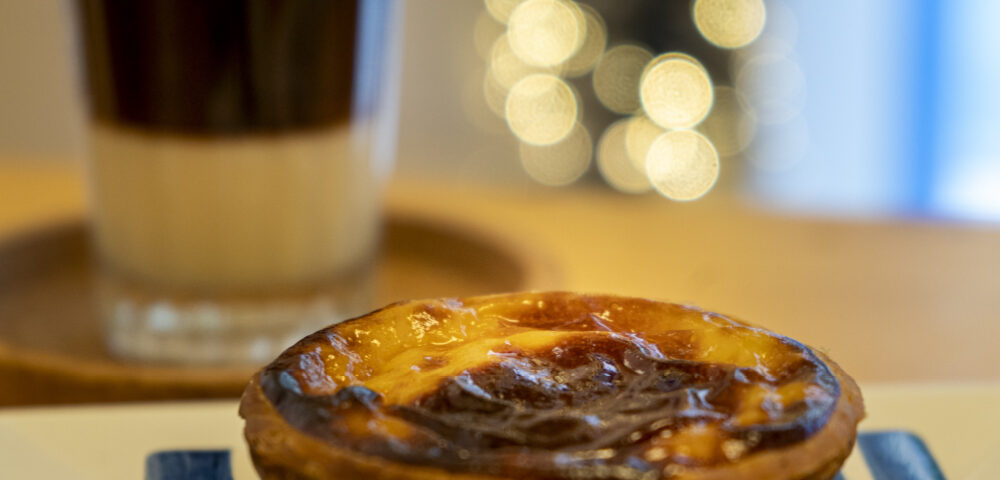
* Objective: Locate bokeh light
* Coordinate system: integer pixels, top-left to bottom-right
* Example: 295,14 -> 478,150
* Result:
597,119 -> 653,193
563,4 -> 608,78
646,130 -> 720,201
693,0 -> 767,49
592,44 -> 654,114
484,0 -> 525,24
698,86 -> 755,157
519,122 -> 592,186
640,53 -> 714,129
505,73 -> 578,145
624,114 -> 664,172
507,0 -> 584,68
730,0 -> 797,66
475,0 -> 744,198
489,33 -> 561,90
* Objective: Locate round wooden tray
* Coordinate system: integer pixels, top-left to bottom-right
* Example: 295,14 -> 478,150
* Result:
0,213 -> 556,406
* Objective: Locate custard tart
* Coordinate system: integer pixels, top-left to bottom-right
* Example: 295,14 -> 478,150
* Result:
240,292 -> 864,479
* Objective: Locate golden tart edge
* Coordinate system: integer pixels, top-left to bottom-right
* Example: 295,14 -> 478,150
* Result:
240,292 -> 865,480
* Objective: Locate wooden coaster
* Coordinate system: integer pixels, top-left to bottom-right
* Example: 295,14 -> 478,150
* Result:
0,213 -> 556,406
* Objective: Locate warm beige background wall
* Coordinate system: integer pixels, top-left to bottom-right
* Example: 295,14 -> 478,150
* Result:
0,1 -> 83,158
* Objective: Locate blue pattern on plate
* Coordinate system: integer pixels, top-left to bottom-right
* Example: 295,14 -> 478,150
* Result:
145,449 -> 233,480
858,431 -> 946,480
145,431 -> 944,479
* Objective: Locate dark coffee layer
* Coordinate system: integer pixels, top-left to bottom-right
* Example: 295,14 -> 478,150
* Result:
77,0 -> 358,134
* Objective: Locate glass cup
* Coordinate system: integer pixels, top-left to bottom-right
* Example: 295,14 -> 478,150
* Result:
74,0 -> 402,365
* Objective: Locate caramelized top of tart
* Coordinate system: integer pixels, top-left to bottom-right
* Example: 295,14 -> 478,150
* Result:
259,292 -> 839,479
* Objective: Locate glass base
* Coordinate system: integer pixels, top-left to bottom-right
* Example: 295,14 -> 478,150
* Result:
98,266 -> 374,366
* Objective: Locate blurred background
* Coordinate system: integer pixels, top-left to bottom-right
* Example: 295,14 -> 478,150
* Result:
2,0 -> 1000,222
4,4 -> 1000,477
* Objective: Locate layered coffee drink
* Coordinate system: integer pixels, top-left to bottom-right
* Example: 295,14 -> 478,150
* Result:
76,0 -> 400,364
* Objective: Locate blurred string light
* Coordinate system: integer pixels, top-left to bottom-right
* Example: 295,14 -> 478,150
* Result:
597,119 -> 653,193
593,45 -> 654,114
640,53 -> 714,129
473,0 -> 767,199
505,74 -> 578,145
520,122 -> 593,185
563,4 -> 607,78
489,33 -> 561,90
646,130 -> 720,201
726,0 -> 807,172
693,0 -> 767,49
730,0 -> 796,64
624,115 -> 664,172
508,0 -> 585,67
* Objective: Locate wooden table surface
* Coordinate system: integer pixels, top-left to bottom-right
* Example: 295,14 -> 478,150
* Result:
3,159 -> 1000,384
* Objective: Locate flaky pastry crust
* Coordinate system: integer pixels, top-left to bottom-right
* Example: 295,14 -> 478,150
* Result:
240,292 -> 864,480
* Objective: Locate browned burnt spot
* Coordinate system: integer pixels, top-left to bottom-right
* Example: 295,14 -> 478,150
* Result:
260,294 -> 841,480
393,333 -> 834,456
